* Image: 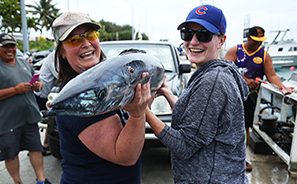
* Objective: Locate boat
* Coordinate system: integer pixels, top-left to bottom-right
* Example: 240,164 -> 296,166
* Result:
265,29 -> 297,69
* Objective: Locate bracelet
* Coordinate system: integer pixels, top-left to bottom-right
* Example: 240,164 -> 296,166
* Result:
38,86 -> 42,92
280,86 -> 284,90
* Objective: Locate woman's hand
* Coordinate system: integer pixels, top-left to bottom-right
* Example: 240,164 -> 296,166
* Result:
157,75 -> 177,109
157,75 -> 171,96
122,72 -> 151,118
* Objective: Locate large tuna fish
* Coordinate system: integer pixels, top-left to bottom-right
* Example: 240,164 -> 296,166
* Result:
47,49 -> 165,116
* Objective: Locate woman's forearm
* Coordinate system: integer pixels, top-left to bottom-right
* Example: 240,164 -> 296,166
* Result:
145,107 -> 165,135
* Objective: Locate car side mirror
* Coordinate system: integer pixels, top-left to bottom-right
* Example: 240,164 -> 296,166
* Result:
179,64 -> 191,73
26,52 -> 32,56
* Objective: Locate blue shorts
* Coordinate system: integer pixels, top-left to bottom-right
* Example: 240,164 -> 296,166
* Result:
0,123 -> 42,161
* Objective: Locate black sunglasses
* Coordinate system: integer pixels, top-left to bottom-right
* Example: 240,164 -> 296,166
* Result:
180,29 -> 222,42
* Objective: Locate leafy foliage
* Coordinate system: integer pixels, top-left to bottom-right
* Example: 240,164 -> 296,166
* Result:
95,19 -> 149,41
0,0 -> 22,33
17,39 -> 54,53
0,0 -> 41,33
1,0 -> 149,52
26,0 -> 61,32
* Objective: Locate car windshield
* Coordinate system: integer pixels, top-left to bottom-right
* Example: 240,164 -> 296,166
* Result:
100,43 -> 176,72
49,45 -> 56,52
16,49 -> 24,58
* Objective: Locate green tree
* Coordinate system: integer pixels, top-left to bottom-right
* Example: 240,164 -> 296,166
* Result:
119,30 -> 133,40
27,17 -> 42,32
98,19 -> 149,41
26,0 -> 60,32
98,25 -> 114,42
0,0 -> 41,34
0,0 -> 22,33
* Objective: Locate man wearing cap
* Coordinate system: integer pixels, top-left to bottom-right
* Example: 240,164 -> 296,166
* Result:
0,33 -> 52,184
224,26 -> 294,172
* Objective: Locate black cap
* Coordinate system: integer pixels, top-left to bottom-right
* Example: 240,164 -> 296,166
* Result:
0,33 -> 17,47
248,26 -> 267,42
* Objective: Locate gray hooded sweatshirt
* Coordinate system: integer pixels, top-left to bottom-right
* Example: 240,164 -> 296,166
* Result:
157,59 -> 249,184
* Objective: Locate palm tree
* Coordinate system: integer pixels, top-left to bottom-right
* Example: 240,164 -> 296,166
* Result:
27,17 -> 42,33
26,0 -> 60,32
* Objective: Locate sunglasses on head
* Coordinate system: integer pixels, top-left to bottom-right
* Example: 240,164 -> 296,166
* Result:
180,29 -> 221,42
64,30 -> 99,47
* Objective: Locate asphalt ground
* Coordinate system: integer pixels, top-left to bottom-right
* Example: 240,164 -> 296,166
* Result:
1,132 -> 296,184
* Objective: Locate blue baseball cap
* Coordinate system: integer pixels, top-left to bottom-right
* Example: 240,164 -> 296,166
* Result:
177,4 -> 226,34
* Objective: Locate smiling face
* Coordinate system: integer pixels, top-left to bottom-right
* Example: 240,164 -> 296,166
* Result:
0,44 -> 16,63
246,36 -> 263,53
183,22 -> 226,69
61,25 -> 101,73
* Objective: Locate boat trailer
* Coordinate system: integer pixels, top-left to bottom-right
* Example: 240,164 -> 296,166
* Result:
252,78 -> 297,177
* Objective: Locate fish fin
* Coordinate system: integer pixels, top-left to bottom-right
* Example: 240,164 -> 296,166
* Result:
43,109 -> 54,117
119,49 -> 146,55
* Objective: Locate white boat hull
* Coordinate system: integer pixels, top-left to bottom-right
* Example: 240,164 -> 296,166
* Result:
272,55 -> 297,68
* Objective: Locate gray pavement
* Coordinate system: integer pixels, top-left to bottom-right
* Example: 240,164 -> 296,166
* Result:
1,135 -> 297,184
0,130 -> 174,184
246,145 -> 297,184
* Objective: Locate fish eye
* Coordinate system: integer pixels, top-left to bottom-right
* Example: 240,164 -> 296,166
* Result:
96,89 -> 106,100
127,66 -> 134,73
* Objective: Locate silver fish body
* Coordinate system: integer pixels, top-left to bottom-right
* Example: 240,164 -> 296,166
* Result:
47,49 -> 165,116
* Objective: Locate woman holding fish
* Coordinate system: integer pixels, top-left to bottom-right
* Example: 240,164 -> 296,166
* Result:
52,12 -> 151,184
145,4 -> 249,184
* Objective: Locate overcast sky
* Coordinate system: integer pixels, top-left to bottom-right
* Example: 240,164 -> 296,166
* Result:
25,0 -> 297,48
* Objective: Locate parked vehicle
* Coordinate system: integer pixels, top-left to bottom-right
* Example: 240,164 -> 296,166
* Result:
16,49 -> 31,63
33,57 -> 46,70
31,45 -> 55,66
45,41 -> 191,158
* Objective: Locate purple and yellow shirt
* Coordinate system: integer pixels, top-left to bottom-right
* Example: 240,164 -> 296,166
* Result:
235,43 -> 266,81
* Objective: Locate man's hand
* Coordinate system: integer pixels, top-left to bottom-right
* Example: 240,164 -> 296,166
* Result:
245,78 -> 258,89
280,86 -> 294,95
31,81 -> 43,92
14,83 -> 31,94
